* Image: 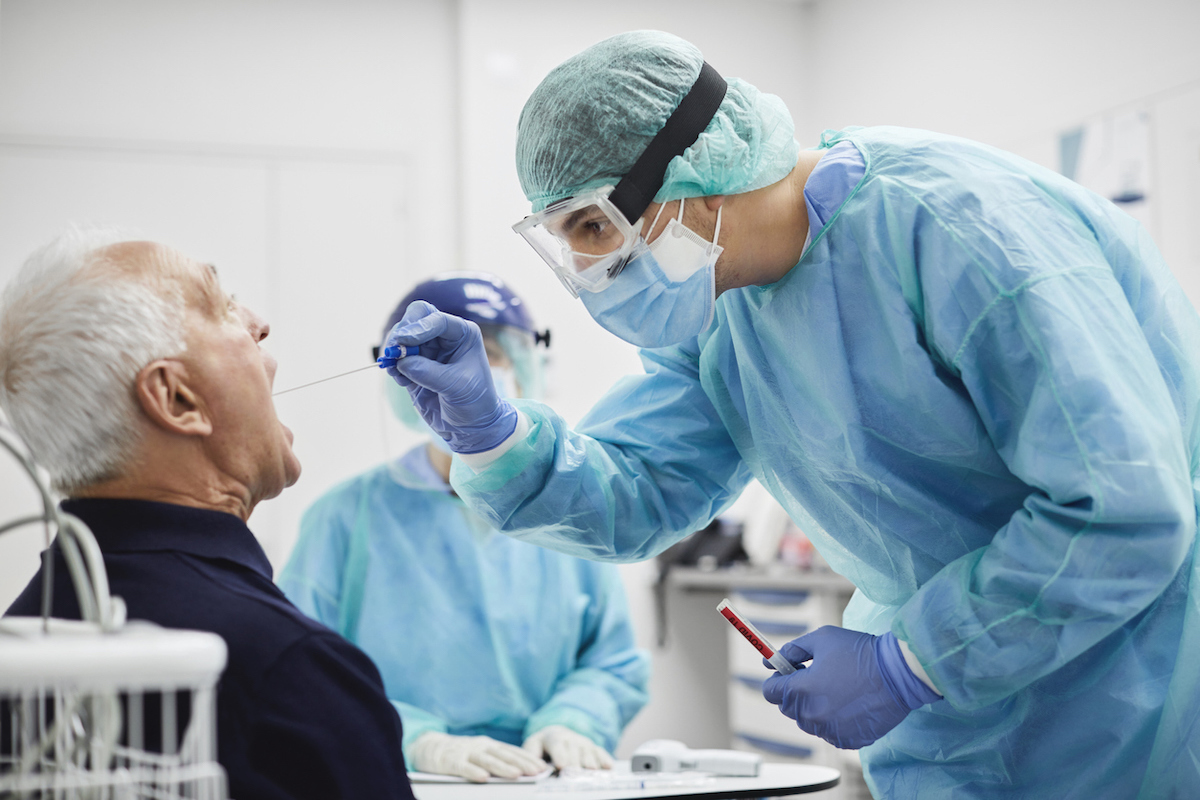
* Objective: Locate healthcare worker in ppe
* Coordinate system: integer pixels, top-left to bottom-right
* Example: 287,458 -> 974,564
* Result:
381,31 -> 1200,799
280,273 -> 650,783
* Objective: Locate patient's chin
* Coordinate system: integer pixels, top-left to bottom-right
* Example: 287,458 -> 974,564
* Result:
277,423 -> 301,487
283,448 -> 302,488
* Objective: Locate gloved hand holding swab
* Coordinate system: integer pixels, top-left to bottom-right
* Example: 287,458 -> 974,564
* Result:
382,301 -> 518,454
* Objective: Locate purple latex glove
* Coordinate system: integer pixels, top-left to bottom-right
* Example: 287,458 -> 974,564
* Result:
383,301 -> 517,454
761,626 -> 940,749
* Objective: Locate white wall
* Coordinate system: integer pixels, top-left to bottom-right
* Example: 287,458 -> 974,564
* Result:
800,0 -> 1200,148
0,0 -> 457,595
2,0 -> 1199,764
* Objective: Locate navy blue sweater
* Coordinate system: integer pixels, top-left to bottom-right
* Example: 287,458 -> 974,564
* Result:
5,498 -> 415,800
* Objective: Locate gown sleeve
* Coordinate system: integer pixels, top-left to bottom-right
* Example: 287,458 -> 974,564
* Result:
391,700 -> 450,766
892,222 -> 1196,710
451,340 -> 753,562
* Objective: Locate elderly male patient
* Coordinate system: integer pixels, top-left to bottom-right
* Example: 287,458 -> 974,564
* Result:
0,230 -> 416,800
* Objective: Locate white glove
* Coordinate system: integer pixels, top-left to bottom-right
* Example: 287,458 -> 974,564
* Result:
523,725 -> 614,770
410,731 -> 548,783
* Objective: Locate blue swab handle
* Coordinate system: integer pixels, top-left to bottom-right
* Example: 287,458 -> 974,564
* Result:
376,344 -> 418,368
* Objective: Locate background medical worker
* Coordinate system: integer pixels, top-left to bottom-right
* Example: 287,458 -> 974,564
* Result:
281,273 -> 650,783
381,30 -> 1200,800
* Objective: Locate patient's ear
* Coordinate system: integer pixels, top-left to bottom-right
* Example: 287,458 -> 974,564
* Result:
135,360 -> 213,436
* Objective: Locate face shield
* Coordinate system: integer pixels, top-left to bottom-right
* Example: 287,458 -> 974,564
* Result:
491,325 -> 544,401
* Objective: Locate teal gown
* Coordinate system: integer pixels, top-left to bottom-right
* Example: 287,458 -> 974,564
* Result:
451,127 -> 1200,797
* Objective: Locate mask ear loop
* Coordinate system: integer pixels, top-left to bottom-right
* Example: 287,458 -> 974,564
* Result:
710,204 -> 723,255
644,200 -> 671,245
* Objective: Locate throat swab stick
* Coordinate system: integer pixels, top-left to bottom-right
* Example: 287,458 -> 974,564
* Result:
272,346 -> 420,397
717,598 -> 797,675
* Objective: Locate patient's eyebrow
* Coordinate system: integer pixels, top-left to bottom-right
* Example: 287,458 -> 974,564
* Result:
194,262 -> 227,311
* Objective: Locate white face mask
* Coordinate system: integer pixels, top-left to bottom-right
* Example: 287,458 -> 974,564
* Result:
647,198 -> 723,282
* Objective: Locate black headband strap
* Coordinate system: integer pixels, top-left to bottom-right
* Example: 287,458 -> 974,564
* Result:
607,61 -> 728,225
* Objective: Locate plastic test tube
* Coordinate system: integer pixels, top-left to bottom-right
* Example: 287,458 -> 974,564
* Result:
717,598 -> 797,675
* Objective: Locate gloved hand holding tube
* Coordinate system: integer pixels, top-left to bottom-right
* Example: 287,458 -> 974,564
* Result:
761,626 -> 942,750
382,300 -> 518,454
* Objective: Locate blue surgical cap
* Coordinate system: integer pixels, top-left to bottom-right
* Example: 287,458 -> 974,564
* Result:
516,30 -> 801,213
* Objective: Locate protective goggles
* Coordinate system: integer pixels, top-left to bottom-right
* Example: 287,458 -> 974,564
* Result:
512,186 -> 638,296
513,62 -> 728,298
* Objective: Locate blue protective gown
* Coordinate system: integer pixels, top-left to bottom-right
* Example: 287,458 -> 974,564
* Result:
453,127 -> 1200,798
278,445 -> 650,763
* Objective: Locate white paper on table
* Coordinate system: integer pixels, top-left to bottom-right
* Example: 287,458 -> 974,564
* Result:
407,767 -> 555,784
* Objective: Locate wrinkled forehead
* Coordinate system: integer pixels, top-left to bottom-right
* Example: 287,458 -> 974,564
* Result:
87,241 -> 224,314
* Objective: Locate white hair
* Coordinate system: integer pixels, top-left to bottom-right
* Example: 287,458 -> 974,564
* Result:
0,228 -> 188,493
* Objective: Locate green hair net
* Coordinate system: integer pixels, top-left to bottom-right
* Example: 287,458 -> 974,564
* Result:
516,30 -> 800,213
